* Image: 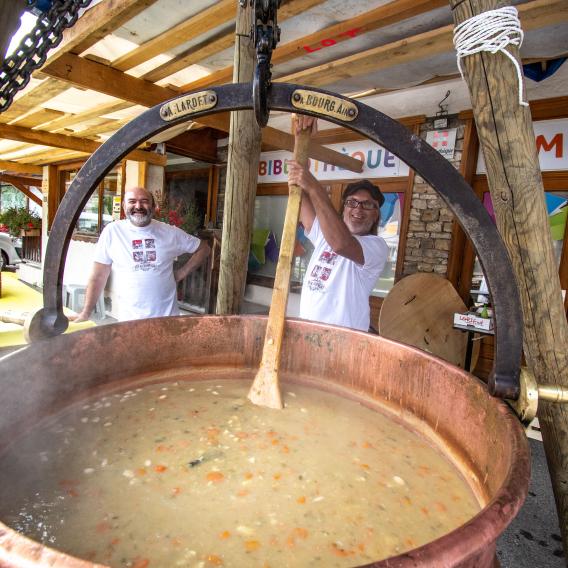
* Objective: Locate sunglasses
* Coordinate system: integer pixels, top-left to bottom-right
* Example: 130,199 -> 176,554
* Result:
344,198 -> 379,211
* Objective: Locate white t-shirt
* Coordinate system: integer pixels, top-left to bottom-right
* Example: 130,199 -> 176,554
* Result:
300,218 -> 389,331
94,219 -> 200,321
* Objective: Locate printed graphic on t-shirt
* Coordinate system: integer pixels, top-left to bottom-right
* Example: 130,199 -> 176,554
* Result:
307,248 -> 337,292
318,250 -> 338,266
131,237 -> 158,272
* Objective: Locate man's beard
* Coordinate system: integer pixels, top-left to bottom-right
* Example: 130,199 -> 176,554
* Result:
126,208 -> 153,227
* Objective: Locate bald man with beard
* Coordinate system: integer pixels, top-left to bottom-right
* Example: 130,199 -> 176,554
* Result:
73,187 -> 210,322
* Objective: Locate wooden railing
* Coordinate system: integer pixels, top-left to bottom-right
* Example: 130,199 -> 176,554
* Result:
176,230 -> 221,314
21,231 -> 41,264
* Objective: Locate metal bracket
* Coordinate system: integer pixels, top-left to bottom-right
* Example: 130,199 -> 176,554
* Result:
507,367 -> 568,426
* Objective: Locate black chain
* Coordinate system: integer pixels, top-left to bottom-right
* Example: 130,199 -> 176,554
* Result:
0,0 -> 93,112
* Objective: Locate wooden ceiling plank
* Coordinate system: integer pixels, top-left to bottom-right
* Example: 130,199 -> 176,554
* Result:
41,54 -> 362,172
112,0 -> 235,72
0,160 -> 43,175
0,177 -> 42,206
42,101 -> 133,132
181,0 -> 447,93
141,0 -> 326,83
278,0 -> 566,88
142,31 -> 235,83
19,149 -> 88,164
10,108 -> 67,129
0,123 -> 166,165
41,0 -> 161,69
0,79 -> 69,123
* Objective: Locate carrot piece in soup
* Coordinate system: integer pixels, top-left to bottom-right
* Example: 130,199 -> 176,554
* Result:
206,471 -> 225,483
219,530 -> 231,540
131,558 -> 150,568
154,465 -> 167,473
244,540 -> 261,551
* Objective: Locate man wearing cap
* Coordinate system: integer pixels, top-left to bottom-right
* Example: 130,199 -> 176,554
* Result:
287,117 -> 389,332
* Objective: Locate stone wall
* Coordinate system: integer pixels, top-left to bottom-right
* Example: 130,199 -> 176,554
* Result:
402,115 -> 465,276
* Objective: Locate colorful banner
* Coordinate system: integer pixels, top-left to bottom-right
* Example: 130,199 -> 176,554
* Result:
258,140 -> 410,183
477,118 -> 568,173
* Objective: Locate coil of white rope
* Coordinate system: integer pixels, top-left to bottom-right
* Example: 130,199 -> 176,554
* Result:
453,6 -> 529,107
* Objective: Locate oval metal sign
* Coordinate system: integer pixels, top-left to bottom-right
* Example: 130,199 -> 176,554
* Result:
160,90 -> 218,121
291,89 -> 358,122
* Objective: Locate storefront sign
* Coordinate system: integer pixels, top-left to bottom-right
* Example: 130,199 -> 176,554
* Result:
159,91 -> 217,121
426,128 -> 457,160
477,118 -> 568,173
258,140 -> 410,183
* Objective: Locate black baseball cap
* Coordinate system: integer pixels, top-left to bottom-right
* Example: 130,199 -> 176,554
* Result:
342,180 -> 385,208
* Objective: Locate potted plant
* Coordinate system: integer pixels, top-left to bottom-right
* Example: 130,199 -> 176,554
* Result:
0,206 -> 41,238
156,202 -> 201,235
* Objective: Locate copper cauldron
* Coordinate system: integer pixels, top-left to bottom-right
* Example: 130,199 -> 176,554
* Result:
0,316 -> 529,567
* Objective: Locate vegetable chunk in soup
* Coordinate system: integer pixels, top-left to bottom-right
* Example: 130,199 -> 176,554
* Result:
0,380 -> 480,567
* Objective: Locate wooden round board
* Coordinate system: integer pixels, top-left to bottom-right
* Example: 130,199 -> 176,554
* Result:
378,273 -> 480,370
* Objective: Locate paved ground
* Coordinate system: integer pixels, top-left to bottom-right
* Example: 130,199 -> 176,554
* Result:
497,438 -> 565,567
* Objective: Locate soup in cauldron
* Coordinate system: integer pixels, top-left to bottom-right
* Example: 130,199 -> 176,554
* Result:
0,378 -> 481,567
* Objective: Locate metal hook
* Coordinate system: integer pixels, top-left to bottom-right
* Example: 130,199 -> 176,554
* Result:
437,90 -> 451,116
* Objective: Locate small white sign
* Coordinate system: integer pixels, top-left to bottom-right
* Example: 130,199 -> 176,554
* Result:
426,128 -> 457,160
454,312 -> 493,331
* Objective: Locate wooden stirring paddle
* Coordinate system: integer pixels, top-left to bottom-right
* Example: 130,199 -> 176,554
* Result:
248,119 -> 311,409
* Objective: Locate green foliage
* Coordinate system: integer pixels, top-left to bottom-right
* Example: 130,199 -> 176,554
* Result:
0,206 -> 41,237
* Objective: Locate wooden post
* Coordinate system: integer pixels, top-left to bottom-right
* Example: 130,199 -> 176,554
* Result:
216,1 -> 262,314
449,0 -> 568,553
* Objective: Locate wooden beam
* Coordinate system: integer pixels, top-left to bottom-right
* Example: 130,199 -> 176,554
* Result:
112,0 -> 235,72
0,160 -> 43,175
183,0 -> 446,92
216,0 -> 261,315
165,128 -> 218,163
0,173 -> 42,187
141,0 -> 326,83
279,0 -> 567,87
450,0 -> 568,552
42,53 -> 362,172
41,0 -> 160,68
0,123 -> 166,165
0,178 -> 42,206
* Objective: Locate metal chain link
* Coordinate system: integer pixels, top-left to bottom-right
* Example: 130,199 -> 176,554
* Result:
0,0 -> 93,112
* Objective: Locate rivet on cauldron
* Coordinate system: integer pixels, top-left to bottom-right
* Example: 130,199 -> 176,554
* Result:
209,94 -> 217,103
348,108 -> 357,118
292,93 -> 302,102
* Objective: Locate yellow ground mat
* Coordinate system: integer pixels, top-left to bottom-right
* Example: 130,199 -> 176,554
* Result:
0,272 -> 95,347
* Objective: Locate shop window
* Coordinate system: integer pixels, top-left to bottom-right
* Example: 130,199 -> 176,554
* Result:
372,192 -> 404,298
62,169 -> 120,236
471,190 -> 568,291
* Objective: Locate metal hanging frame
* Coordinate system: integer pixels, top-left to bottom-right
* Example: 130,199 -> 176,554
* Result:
28,82 -> 523,400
